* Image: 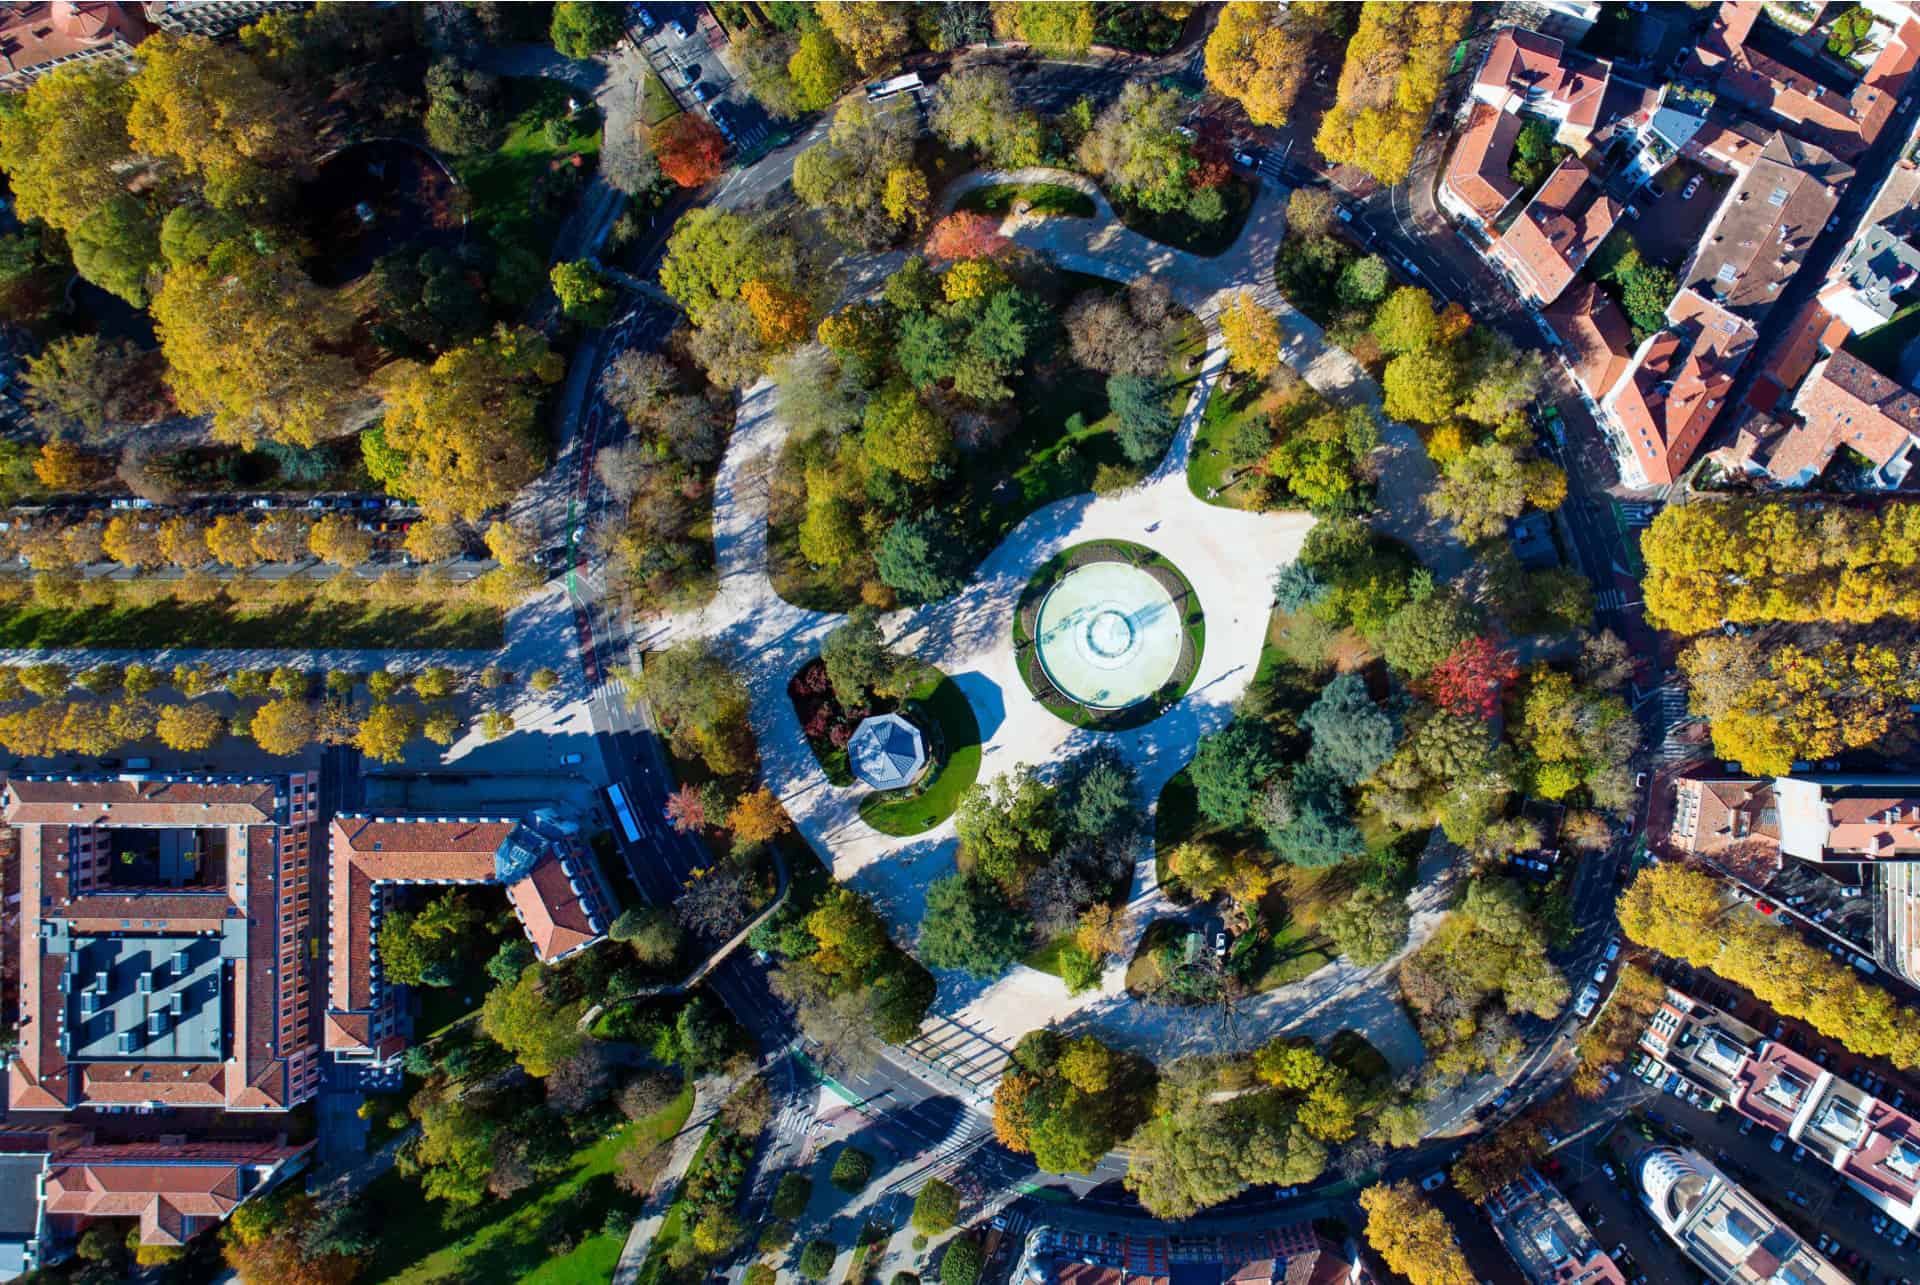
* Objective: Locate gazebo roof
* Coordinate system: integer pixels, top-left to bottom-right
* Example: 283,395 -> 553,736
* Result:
847,713 -> 926,791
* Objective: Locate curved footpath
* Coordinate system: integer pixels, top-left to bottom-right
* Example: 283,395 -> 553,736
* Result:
658,170 -> 1471,1082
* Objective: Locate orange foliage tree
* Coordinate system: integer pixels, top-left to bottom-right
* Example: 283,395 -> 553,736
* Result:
924,211 -> 1008,261
654,114 -> 727,188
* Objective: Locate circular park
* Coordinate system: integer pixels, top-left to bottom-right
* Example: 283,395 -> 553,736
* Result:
1014,540 -> 1205,731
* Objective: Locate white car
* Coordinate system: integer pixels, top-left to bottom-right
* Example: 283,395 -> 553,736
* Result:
1576,983 -> 1601,1018
1594,962 -> 1610,983
1683,175 -> 1702,199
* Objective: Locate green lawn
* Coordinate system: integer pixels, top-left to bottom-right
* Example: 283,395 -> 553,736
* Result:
0,597 -> 502,650
456,77 -> 603,237
640,65 -> 682,126
1024,933 -> 1073,976
857,673 -> 982,835
957,182 -> 1096,218
1244,904 -> 1334,991
414,917 -> 511,1041
363,1084 -> 693,1285
1187,375 -> 1266,507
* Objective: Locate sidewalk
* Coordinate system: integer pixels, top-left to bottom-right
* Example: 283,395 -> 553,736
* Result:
613,1076 -> 728,1285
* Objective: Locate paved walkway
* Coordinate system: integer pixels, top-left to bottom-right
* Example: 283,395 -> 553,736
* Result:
613,1077 -> 727,1285
652,169 -> 1466,1079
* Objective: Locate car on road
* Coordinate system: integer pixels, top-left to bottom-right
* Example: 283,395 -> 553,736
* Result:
1683,175 -> 1702,199
693,82 -> 718,102
1398,255 -> 1421,279
1739,1118 -> 1756,1135
1576,983 -> 1601,1017
1421,1171 -> 1446,1191
1771,1134 -> 1787,1152
1234,150 -> 1257,168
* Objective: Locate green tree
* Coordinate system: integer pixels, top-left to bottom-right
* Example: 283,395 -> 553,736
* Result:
551,2 -> 625,57
929,66 -> 1044,168
1322,886 -> 1411,965
789,29 -> 855,111
1077,81 -> 1196,214
1378,592 -> 1476,677
1190,721 -> 1277,827
551,259 -> 617,325
911,1178 -> 960,1233
1372,286 -> 1440,355
658,208 -> 778,327
821,605 -> 902,706
877,515 -> 968,602
918,874 -> 1028,977
993,0 -> 1095,54
955,767 -> 1055,895
862,383 -> 952,482
1382,346 -> 1461,426
69,193 -> 160,306
940,1234 -> 984,1285
480,965 -> 583,1076
1304,673 -> 1400,785
1621,264 -> 1679,336
1108,374 -> 1176,466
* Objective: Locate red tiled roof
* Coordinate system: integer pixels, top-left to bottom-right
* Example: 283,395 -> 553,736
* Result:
0,2 -> 146,82
1476,26 -> 1612,128
507,852 -> 605,962
1445,102 -> 1525,223
43,1138 -> 313,1248
1760,298 -> 1847,398
3,777 -> 276,827
326,817 -> 511,1037
1547,280 -> 1633,399
1605,288 -> 1757,485
1771,351 -> 1920,483
1493,156 -> 1619,304
1699,7 -> 1920,161
8,774 -> 318,1115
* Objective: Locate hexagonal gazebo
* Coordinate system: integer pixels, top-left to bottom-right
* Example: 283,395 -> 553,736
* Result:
846,712 -> 927,792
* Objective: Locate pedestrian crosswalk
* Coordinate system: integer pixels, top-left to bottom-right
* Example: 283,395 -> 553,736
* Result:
1595,589 -> 1624,610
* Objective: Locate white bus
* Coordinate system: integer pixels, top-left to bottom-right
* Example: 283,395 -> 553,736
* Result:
606,782 -> 641,844
866,72 -> 922,102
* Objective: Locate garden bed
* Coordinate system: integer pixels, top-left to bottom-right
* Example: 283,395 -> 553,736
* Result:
856,673 -> 982,836
1113,175 -> 1255,258
956,182 -> 1096,218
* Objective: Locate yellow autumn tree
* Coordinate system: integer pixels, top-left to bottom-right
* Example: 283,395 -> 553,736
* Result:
1219,290 -> 1280,377
741,279 -> 813,349
1205,3 -> 1328,127
0,63 -> 134,234
817,1 -> 911,73
376,324 -> 562,519
150,242 -> 357,447
1358,1182 -> 1476,1285
1316,3 -> 1471,186
126,32 -> 298,209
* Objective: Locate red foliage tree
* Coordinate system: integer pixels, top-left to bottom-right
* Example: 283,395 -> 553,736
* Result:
925,211 -> 1009,261
654,114 -> 727,189
664,782 -> 708,833
1427,636 -> 1519,720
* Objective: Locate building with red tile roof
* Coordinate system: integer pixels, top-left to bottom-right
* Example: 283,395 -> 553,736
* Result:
1472,26 -> 1614,139
1490,155 -> 1621,305
1688,2 -> 1920,161
1758,350 -> 1920,487
1600,288 -> 1758,486
1669,776 -> 1781,864
0,2 -> 146,91
39,1135 -> 312,1250
3,773 -> 321,1115
325,812 -> 610,1065
1441,102 -> 1526,228
1546,280 -> 1634,402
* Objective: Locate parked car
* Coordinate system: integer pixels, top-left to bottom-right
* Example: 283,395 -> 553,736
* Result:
1683,175 -> 1702,199
669,18 -> 688,38
1421,1171 -> 1446,1191
1576,983 -> 1601,1017
1771,1134 -> 1787,1152
1605,937 -> 1622,962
